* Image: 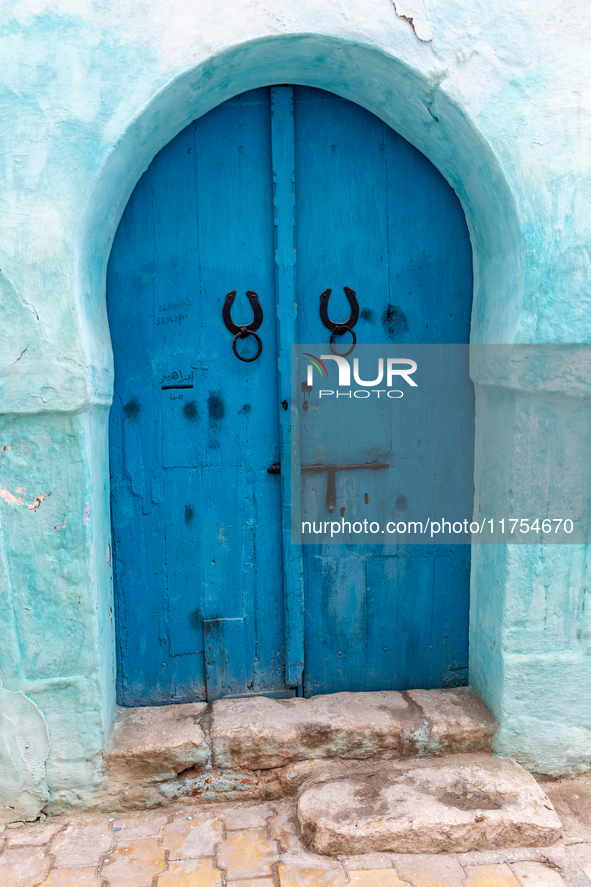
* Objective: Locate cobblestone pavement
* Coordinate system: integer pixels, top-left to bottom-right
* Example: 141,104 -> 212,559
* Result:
1,789 -> 591,887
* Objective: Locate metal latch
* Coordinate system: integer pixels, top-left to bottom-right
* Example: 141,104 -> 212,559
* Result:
301,460 -> 389,513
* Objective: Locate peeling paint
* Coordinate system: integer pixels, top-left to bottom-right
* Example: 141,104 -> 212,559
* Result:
0,486 -> 23,505
83,502 -> 90,525
53,517 -> 66,530
392,0 -> 433,42
0,488 -> 51,509
28,493 -> 50,512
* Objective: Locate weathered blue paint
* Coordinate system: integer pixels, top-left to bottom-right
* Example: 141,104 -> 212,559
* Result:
204,617 -> 247,700
270,86 -> 305,689
108,86 -> 472,703
108,89 -> 285,704
293,88 -> 473,694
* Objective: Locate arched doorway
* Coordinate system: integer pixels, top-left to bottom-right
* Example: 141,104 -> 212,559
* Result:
107,85 -> 473,706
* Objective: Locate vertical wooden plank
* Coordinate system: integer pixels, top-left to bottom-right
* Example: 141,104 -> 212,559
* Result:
108,154 -> 174,705
204,618 -> 247,700
385,126 -> 473,344
194,89 -> 282,695
435,547 -> 470,686
270,86 -> 304,688
304,552 -> 368,695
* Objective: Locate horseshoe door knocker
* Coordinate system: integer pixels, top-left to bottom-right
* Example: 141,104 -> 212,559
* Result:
319,286 -> 359,356
223,290 -> 264,362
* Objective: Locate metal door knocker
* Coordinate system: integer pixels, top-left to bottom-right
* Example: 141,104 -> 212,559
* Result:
319,286 -> 359,356
223,290 -> 264,362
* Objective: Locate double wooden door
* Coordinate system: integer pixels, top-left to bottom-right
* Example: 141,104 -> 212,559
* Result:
107,86 -> 473,705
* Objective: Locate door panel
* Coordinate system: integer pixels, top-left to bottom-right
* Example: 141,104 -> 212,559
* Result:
108,89 -> 285,705
293,87 -> 473,694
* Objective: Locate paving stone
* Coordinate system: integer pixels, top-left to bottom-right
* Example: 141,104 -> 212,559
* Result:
5,822 -> 62,846
212,689 -> 494,770
277,854 -> 348,887
217,829 -> 279,879
157,858 -> 222,886
395,854 -> 465,885
222,804 -> 271,829
100,836 -> 166,886
348,872 -> 409,886
297,753 -> 562,855
463,864 -> 522,886
110,813 -> 169,839
105,703 -> 208,782
269,801 -> 306,852
511,860 -> 567,885
340,853 -> 395,870
544,780 -> 591,843
227,881 -> 274,887
407,688 -> 496,755
566,843 -> 591,878
39,869 -> 103,886
0,846 -> 50,887
163,813 -> 223,858
50,822 -> 113,867
453,849 -> 541,867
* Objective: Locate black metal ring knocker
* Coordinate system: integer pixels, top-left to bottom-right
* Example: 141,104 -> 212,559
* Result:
223,290 -> 263,362
319,286 -> 359,356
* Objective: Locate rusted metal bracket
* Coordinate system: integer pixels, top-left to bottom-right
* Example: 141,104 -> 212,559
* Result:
301,459 -> 389,513
223,289 -> 264,361
319,286 -> 359,356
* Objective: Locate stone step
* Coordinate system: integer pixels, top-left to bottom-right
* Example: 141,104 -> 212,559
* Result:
97,688 -> 496,812
105,702 -> 209,782
297,752 -> 563,855
211,687 -> 496,770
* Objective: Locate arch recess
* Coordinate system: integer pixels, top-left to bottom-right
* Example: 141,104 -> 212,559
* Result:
77,33 -> 524,409
75,33 -> 525,752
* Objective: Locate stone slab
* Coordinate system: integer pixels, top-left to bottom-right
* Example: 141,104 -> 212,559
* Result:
105,703 -> 209,782
407,689 -> 496,755
212,688 -> 495,771
297,753 -> 562,855
543,776 -> 591,844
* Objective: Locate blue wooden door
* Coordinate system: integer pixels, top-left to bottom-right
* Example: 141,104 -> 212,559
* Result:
107,86 -> 473,706
292,88 -> 473,695
108,89 -> 287,705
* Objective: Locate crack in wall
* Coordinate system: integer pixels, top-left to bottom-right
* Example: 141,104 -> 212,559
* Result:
0,686 -> 50,823
393,0 -> 433,42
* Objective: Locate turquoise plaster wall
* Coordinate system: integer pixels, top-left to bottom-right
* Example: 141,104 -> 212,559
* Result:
0,0 -> 590,818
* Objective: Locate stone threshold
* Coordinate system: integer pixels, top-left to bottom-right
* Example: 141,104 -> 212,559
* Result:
67,686 -> 496,817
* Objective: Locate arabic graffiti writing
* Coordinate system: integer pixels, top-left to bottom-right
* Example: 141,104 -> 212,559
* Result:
160,369 -> 194,390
